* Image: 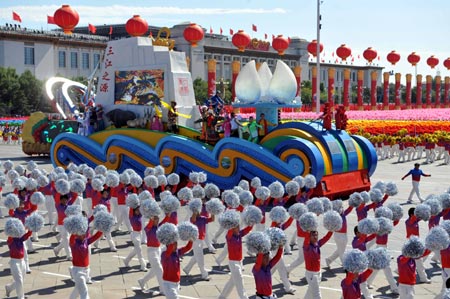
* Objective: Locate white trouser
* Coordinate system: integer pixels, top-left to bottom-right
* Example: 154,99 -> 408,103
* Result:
360,281 -> 373,299
204,224 -> 215,251
45,195 -> 56,225
84,197 -> 92,217
213,226 -> 225,243
55,225 -> 72,258
141,247 -> 165,293
93,231 -> 116,250
271,255 -> 291,291
216,243 -> 228,265
415,257 -> 428,281
398,283 -> 414,299
304,270 -> 321,299
184,239 -> 208,278
415,146 -> 424,159
163,280 -> 180,299
24,238 -> 33,271
220,260 -> 248,299
74,195 -> 83,207
70,266 -> 89,299
366,244 -> 398,291
327,232 -> 347,265
255,222 -> 266,232
437,146 -> 445,160
444,151 -> 450,164
406,147 -> 414,161
398,149 -> 406,162
141,216 -> 148,244
438,268 -> 450,298
110,196 -> 118,222
116,205 -> 132,232
408,181 -> 423,202
6,258 -> 26,299
286,236 -> 305,273
125,231 -> 146,269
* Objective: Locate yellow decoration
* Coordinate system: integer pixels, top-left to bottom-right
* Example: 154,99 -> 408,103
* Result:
153,27 -> 175,50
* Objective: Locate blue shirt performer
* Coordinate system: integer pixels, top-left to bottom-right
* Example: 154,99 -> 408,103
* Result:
401,163 -> 431,203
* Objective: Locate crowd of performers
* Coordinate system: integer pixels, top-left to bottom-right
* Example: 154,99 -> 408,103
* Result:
2,160 -> 450,299
0,126 -> 22,145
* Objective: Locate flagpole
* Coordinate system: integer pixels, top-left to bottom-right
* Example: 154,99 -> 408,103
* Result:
316,0 -> 321,114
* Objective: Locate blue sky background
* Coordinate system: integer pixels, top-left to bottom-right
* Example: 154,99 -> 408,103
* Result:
1,0 -> 449,83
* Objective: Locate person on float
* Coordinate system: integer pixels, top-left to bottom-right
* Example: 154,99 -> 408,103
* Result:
402,163 -> 431,203
252,245 -> 283,299
257,113 -> 276,141
246,116 -> 262,143
167,101 -> 179,133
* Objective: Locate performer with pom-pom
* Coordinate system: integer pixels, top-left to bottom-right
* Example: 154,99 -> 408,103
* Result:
123,204 -> 147,271
114,175 -> 133,233
341,268 -> 374,299
254,186 -> 270,232
439,235 -> 450,299
92,188 -> 117,252
286,204 -> 309,274
53,193 -> 77,261
37,174 -> 57,230
402,163 -> 431,203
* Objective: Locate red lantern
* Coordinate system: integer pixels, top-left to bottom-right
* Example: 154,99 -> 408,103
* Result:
363,47 -> 377,63
125,15 -> 148,37
272,35 -> 290,55
407,52 -> 420,66
336,44 -> 352,61
426,55 -> 439,69
307,40 -> 324,57
183,23 -> 204,47
232,30 -> 251,52
444,58 -> 450,70
53,5 -> 79,34
386,50 -> 401,65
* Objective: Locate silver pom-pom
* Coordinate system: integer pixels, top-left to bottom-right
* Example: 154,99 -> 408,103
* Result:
441,220 -> 450,236
366,247 -> 390,270
288,203 -> 308,220
223,190 -> 240,208
0,175 -> 6,187
320,197 -> 332,212
177,187 -> 193,202
144,175 -> 158,189
77,164 -> 88,174
65,204 -> 82,216
91,178 -> 105,192
12,177 -> 25,190
93,211 -> 115,233
332,199 -> 344,213
119,172 -> 130,185
159,190 -> 172,202
126,193 -> 140,209
246,231 -> 271,254
83,167 -> 95,180
372,181 -> 387,194
266,227 -> 287,251
219,209 -> 241,230
358,218 -> 380,235
369,188 -> 383,203
440,192 -> 450,209
251,177 -> 262,189
376,217 -> 394,235
138,190 -> 153,201
14,165 -> 25,176
425,226 -> 450,251
285,180 -> 300,197
402,236 -> 425,258
25,212 -> 45,232
55,179 -> 70,195
130,174 -> 143,188
268,181 -> 284,199
233,186 -> 243,195
3,160 -> 14,171
269,206 -> 288,224
304,174 -> 317,189
323,210 -> 343,231
161,195 -> 180,214
67,163 -> 79,173
188,198 -> 203,214
167,173 -> 180,186
26,161 -> 38,172
178,221 -> 199,241
124,168 -> 137,177
105,172 -> 120,188
415,204 -> 431,221
189,172 -> 199,184
306,197 -> 324,215
238,180 -> 250,191
343,249 -> 369,273
239,190 -> 254,207
93,204 -> 108,215
30,191 -> 45,205
375,207 -> 393,220
360,191 -> 371,204
56,173 -> 69,181
139,199 -> 161,218
243,205 -> 263,226
4,193 -> 20,209
157,175 -> 167,187
156,222 -> 179,245
8,170 -> 20,182
192,185 -> 205,199
144,167 -> 155,176
5,218 -> 26,238
293,175 -> 306,188
70,178 -> 86,194
94,173 -> 106,183
25,178 -> 38,191
198,172 -> 207,183
205,198 -> 225,215
349,192 -> 363,207
154,165 -> 165,176
48,172 -> 57,182
30,169 -> 42,179
37,175 -> 49,187
424,196 -> 443,216
385,181 -> 398,196
387,202 -> 404,221
255,186 -> 270,200
205,183 -> 220,199
299,212 -> 319,232
64,214 -> 88,235
95,165 -> 107,175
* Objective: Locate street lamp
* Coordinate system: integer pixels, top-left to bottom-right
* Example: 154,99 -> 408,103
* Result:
316,0 -> 323,114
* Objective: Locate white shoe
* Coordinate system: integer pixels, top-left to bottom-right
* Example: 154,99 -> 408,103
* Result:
123,258 -> 130,268
53,248 -> 59,257
325,257 -> 331,268
138,278 -> 146,290
285,288 -> 296,295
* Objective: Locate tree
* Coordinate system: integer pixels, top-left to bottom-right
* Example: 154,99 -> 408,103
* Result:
193,77 -> 208,105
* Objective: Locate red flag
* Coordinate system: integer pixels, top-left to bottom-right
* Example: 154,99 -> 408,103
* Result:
351,57 -> 355,62
47,15 -> 55,24
288,37 -> 291,44
149,31 -> 153,38
229,28 -> 234,35
378,55 -> 381,61
109,26 -> 113,35
252,24 -> 257,32
357,54 -> 360,59
332,52 -> 335,57
264,33 -> 267,39
12,11 -> 21,23
220,27 -> 223,34
88,23 -> 96,34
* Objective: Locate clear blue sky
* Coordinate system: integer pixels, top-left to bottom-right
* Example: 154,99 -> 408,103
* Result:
1,0 -> 450,82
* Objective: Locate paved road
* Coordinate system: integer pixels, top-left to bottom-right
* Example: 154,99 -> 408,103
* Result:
0,143 -> 447,299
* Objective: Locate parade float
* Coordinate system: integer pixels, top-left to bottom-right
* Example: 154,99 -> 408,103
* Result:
45,20 -> 376,198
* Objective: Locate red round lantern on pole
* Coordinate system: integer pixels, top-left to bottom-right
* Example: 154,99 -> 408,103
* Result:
272,35 -> 290,55
125,15 -> 148,37
426,55 -> 439,69
407,52 -> 420,66
444,58 -> 450,70
307,40 -> 323,57
232,30 -> 251,52
386,50 -> 401,65
363,47 -> 377,63
183,23 -> 204,47
53,4 -> 79,34
336,44 -> 352,61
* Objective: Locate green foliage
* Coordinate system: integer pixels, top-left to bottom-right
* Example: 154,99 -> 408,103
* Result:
193,77 -> 208,105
